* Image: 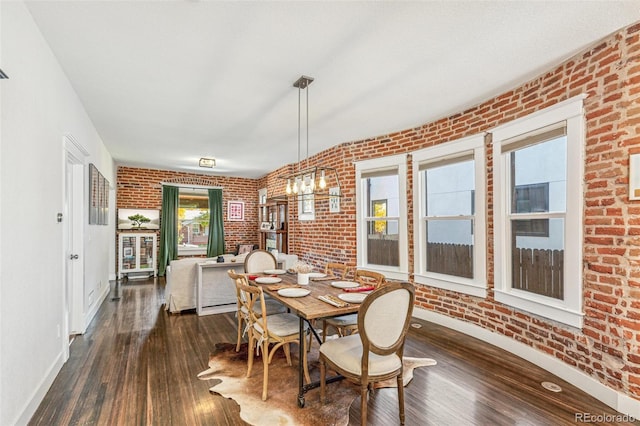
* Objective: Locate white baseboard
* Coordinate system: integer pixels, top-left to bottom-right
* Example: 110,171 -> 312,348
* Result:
413,307 -> 640,418
13,352 -> 64,426
84,282 -> 110,331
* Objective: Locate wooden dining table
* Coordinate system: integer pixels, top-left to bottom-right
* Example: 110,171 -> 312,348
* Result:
248,271 -> 362,408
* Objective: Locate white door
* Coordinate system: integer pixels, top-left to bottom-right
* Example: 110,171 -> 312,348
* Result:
63,136 -> 87,360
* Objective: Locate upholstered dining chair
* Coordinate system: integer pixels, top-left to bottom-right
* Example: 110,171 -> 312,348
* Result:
322,269 -> 386,341
244,249 -> 277,273
234,278 -> 311,400
319,281 -> 415,426
227,269 -> 286,352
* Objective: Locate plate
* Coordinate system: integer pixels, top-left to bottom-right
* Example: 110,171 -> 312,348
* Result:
308,272 -> 326,278
264,269 -> 286,275
277,288 -> 311,298
338,293 -> 367,304
331,281 -> 360,289
255,277 -> 282,284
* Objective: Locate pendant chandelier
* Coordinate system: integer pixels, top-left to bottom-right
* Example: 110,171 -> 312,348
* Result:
282,75 -> 341,200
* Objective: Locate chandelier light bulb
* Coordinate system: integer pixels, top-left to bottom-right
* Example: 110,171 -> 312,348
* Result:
300,177 -> 307,192
319,170 -> 326,189
293,178 -> 299,194
286,179 -> 292,195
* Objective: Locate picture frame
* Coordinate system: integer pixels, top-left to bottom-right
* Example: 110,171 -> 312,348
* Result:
260,222 -> 271,230
630,152 -> 640,201
329,187 -> 341,213
117,208 -> 160,230
228,201 -> 245,221
123,247 -> 133,258
89,163 -> 99,225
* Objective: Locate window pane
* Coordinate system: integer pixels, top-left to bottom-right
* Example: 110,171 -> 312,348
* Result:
426,219 -> 473,278
511,218 -> 564,299
367,219 -> 399,266
510,137 -> 566,214
366,175 -> 399,217
425,159 -> 474,216
178,192 -> 209,248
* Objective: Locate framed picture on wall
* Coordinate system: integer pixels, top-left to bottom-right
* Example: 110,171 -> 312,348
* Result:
630,151 -> 640,200
228,201 -> 244,221
89,163 -> 99,224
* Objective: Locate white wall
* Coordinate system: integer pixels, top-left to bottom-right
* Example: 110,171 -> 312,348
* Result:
0,2 -> 115,424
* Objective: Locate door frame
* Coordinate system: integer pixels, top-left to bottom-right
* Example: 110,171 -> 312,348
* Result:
62,134 -> 88,360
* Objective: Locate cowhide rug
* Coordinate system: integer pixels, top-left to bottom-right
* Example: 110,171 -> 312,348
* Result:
197,342 -> 436,426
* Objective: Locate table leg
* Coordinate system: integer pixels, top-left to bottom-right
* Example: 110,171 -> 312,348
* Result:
298,317 -> 305,408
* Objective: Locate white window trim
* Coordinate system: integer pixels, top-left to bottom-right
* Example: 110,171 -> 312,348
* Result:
355,154 -> 408,281
492,94 -> 585,328
412,134 -> 487,298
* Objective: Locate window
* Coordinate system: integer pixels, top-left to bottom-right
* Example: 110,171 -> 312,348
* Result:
355,154 -> 408,280
178,188 -> 209,255
493,95 -> 585,328
412,134 -> 487,297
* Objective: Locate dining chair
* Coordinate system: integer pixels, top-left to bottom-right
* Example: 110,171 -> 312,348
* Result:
244,249 -> 277,273
322,269 -> 386,341
324,262 -> 349,279
227,269 -> 286,352
235,278 -> 311,400
319,281 -> 415,426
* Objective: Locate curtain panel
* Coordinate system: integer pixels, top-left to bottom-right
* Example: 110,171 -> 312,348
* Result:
207,188 -> 225,257
158,185 -> 179,276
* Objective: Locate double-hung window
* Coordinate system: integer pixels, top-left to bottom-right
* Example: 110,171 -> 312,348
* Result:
178,188 -> 210,255
355,154 -> 408,280
493,95 -> 585,328
412,134 -> 487,297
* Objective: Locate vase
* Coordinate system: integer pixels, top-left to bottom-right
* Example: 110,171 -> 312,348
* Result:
298,272 -> 309,285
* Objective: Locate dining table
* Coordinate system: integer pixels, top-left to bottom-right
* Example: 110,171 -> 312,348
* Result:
248,271 -> 365,408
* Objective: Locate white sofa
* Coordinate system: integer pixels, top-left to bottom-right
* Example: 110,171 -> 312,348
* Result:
165,255 -> 240,313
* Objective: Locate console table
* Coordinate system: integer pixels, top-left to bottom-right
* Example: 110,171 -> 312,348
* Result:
196,261 -> 244,316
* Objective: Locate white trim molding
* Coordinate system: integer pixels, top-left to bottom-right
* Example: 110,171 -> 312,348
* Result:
413,307 -> 640,419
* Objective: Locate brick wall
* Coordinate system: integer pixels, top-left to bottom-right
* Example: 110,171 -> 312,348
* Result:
116,166 -> 259,266
256,23 -> 640,401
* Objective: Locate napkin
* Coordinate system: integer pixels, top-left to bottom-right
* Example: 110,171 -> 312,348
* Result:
310,275 -> 338,282
343,285 -> 375,293
318,295 -> 349,307
266,284 -> 300,291
248,274 -> 277,280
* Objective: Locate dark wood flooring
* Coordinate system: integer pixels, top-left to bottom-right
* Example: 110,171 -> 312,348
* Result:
29,277 -> 639,425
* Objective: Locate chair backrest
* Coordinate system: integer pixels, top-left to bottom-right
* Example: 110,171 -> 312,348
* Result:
354,269 -> 386,288
358,282 -> 414,357
324,262 -> 349,279
234,277 -> 268,332
227,269 -> 246,306
244,249 -> 277,273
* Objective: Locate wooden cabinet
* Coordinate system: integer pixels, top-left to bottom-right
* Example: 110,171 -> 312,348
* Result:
258,200 -> 288,253
119,233 -> 157,279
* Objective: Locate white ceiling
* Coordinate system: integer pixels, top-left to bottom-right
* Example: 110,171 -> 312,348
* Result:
24,0 -> 640,179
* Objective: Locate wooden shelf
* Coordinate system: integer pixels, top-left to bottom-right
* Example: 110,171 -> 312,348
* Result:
258,200 -> 288,253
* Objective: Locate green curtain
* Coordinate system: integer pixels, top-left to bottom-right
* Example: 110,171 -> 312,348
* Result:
158,185 -> 179,276
206,188 -> 225,257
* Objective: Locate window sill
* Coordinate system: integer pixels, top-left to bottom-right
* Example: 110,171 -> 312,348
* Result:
414,273 -> 487,298
494,289 -> 583,329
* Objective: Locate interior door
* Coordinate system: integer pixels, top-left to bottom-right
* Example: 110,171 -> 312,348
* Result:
63,136 -> 87,359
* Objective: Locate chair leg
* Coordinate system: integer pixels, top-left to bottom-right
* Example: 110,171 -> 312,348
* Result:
397,373 -> 405,425
360,383 -> 368,426
322,320 -> 328,342
246,329 -> 254,378
283,342 -> 292,366
262,340 -> 269,401
319,358 -> 326,404
236,314 -> 243,352
303,333 -> 311,385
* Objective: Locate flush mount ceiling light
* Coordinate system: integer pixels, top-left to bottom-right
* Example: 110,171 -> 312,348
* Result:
281,75 -> 341,200
199,157 -> 216,168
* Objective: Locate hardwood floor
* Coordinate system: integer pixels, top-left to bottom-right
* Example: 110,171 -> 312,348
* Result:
29,277 -> 638,425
